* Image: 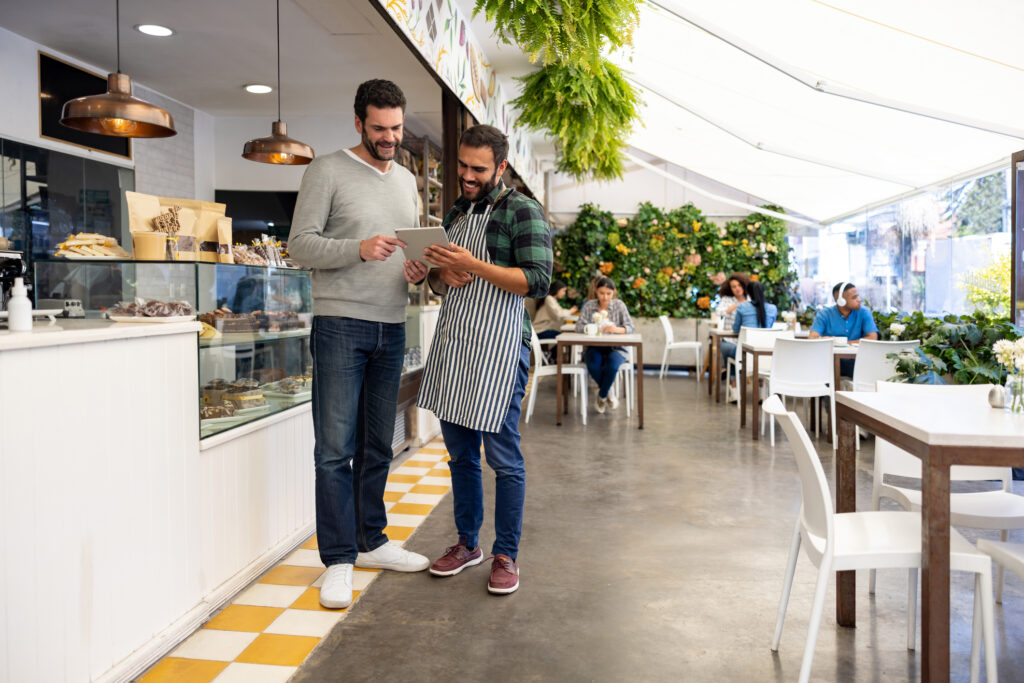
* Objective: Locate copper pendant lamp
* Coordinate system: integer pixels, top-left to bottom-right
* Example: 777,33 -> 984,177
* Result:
60,0 -> 176,138
242,0 -> 314,165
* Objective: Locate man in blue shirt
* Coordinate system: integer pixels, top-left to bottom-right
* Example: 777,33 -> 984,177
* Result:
809,282 -> 878,375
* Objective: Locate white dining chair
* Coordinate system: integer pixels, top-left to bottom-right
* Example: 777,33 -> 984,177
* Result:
840,339 -> 921,449
611,346 -> 636,417
868,380 -> 1024,604
658,314 -> 702,381
764,395 -> 996,683
525,330 -> 588,425
764,337 -> 833,448
725,327 -> 792,405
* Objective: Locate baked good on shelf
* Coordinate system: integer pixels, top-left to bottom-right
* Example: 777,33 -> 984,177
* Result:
200,401 -> 236,419
198,309 -> 260,333
222,387 -> 265,409
55,232 -> 131,258
109,297 -> 195,318
202,378 -> 229,404
254,367 -> 286,384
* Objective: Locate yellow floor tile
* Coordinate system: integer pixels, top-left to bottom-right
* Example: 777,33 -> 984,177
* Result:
290,587 -> 362,611
259,565 -> 325,587
204,605 -> 285,633
383,525 -> 416,541
300,535 -> 318,550
388,502 -> 435,516
442,455 -> 451,462
419,447 -> 447,455
234,633 -> 320,667
400,459 -> 437,468
138,657 -> 228,683
386,473 -> 421,484
410,484 -> 450,495
426,468 -> 452,478
382,490 -> 405,502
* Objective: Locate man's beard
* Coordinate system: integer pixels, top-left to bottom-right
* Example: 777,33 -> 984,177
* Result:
362,129 -> 397,161
461,169 -> 499,200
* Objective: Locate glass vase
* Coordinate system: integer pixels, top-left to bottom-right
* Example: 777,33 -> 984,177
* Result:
1005,374 -> 1024,414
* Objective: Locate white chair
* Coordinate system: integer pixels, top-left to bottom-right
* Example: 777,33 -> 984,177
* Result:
869,380 -> 1024,604
725,327 -> 792,405
525,331 -> 588,425
764,396 -> 996,683
840,339 -> 921,449
764,338 -> 835,448
976,538 -> 1024,665
658,314 -> 702,382
611,346 -> 637,416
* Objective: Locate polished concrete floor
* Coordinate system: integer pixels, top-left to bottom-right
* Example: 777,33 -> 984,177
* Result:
292,373 -> 1023,682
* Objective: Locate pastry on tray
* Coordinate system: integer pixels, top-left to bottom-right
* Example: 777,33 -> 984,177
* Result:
201,401 -> 236,419
222,387 -> 265,409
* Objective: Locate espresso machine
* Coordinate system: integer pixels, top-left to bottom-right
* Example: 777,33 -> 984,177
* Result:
0,250 -> 30,313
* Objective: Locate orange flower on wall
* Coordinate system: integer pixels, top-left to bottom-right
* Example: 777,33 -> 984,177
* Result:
599,261 -> 614,275
697,296 -> 711,309
750,274 -> 760,281
660,267 -> 674,276
633,278 -> 646,289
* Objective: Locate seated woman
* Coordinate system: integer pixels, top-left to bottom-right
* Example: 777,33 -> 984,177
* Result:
532,279 -> 578,340
715,272 -> 750,331
720,280 -> 778,363
575,277 -> 634,413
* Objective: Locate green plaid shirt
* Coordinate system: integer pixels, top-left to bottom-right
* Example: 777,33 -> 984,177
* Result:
433,182 -> 553,344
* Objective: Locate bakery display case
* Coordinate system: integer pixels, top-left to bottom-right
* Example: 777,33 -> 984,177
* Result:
32,259 -> 314,438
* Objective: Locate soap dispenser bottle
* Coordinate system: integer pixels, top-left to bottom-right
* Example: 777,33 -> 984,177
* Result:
7,277 -> 32,332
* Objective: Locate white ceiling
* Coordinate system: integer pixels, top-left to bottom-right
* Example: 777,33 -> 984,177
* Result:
0,0 -> 445,140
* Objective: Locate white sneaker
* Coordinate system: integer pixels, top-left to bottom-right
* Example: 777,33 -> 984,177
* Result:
319,563 -> 353,609
608,393 -> 620,410
356,541 -> 430,572
594,395 -> 606,414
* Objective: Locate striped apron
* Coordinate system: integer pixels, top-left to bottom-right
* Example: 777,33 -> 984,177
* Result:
417,194 -> 524,433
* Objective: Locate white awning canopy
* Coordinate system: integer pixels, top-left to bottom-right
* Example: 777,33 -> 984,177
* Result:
613,0 -> 1024,223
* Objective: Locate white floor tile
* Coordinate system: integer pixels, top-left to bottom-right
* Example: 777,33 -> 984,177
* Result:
264,608 -> 345,638
419,476 -> 452,487
171,629 -> 258,661
233,583 -> 306,608
386,513 -> 427,528
412,453 -> 444,463
385,501 -> 395,511
394,467 -> 431,476
399,492 -> 445,505
352,569 -> 380,591
283,548 -> 325,569
213,662 -> 297,683
385,481 -> 414,492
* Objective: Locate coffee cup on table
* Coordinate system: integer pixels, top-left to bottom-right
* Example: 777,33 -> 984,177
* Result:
832,336 -> 848,346
584,323 -> 598,336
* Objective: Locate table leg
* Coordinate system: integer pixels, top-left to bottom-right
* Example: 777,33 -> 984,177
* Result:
636,342 -> 644,429
713,336 -> 722,402
710,337 -> 717,399
739,348 -> 747,427
751,352 -> 760,440
921,451 -> 952,683
556,343 -> 563,427
835,413 -> 857,628
833,355 -> 842,396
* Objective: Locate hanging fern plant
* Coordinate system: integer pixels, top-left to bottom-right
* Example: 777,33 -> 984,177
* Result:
513,61 -> 640,180
473,0 -> 639,68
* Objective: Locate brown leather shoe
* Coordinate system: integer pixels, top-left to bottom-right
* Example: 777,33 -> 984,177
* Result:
487,554 -> 519,594
429,542 -> 483,576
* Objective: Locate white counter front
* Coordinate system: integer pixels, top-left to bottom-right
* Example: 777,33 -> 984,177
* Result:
0,317 -> 202,351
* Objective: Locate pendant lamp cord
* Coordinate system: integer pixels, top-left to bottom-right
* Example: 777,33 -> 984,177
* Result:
276,0 -> 282,123
115,0 -> 121,73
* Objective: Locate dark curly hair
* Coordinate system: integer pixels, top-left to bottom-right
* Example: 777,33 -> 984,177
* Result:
719,272 -> 752,298
354,79 -> 406,122
460,124 -> 509,167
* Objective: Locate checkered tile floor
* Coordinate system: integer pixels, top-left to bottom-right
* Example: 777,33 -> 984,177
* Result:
138,441 -> 451,683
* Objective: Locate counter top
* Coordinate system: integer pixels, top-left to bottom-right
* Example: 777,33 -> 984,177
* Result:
0,318 -> 201,352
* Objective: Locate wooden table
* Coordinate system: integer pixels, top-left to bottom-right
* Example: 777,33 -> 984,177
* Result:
739,342 -> 858,440
709,329 -> 738,402
834,392 -> 1024,682
555,332 -> 644,428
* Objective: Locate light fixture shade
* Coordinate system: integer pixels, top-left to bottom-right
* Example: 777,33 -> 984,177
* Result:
242,120 -> 314,165
60,72 -> 177,138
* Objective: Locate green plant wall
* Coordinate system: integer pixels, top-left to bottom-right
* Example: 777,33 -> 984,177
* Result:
553,202 -> 800,318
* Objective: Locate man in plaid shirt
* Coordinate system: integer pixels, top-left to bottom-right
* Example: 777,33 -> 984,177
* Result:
403,125 -> 552,595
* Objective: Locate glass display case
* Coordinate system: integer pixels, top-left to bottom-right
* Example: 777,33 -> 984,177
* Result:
33,259 -> 313,439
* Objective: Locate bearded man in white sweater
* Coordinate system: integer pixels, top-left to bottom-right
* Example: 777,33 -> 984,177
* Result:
288,79 -> 429,609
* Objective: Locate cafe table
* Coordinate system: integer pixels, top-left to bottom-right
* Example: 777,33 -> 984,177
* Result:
555,332 -> 644,428
834,391 -> 1024,682
709,328 -> 738,402
739,340 -> 858,440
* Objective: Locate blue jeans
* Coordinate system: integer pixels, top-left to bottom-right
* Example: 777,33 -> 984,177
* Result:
311,316 -> 405,566
439,343 -> 529,559
537,329 -> 559,340
585,346 -> 627,399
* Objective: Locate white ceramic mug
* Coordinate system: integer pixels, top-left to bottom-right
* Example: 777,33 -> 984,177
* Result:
584,323 -> 598,336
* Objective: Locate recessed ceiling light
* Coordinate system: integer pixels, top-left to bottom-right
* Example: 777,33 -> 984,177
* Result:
245,84 -> 273,94
135,24 -> 174,37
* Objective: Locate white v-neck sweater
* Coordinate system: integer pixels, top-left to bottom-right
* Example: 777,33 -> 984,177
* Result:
288,149 -> 419,323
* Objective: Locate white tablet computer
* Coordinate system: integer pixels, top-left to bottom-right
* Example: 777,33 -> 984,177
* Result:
395,227 -> 450,264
